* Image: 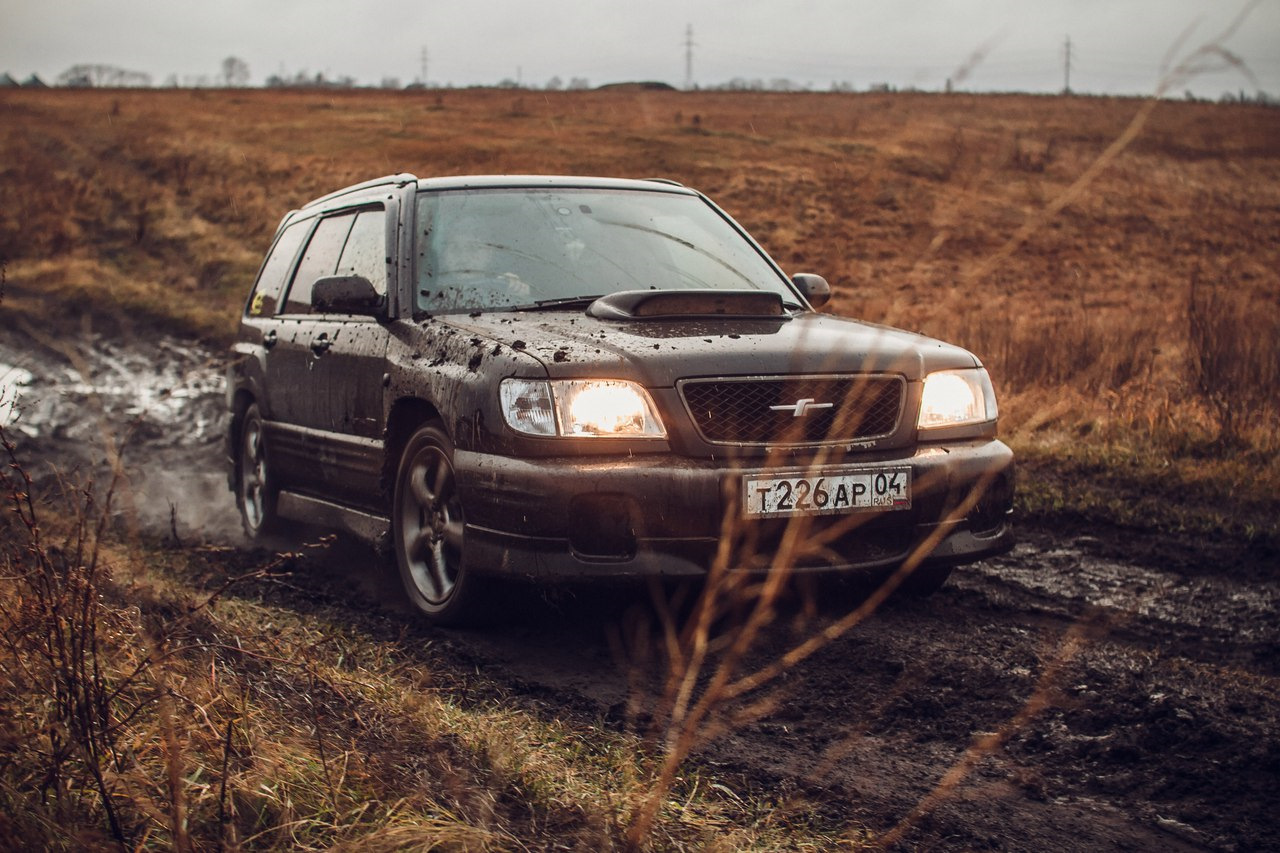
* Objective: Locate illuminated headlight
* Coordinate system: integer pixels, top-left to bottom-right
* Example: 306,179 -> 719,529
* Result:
500,378 -> 666,438
917,368 -> 998,430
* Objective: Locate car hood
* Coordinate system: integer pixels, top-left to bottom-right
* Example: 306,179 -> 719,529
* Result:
435,310 -> 979,386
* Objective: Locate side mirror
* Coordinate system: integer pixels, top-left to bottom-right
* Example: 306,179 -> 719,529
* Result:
312,275 -> 385,317
791,273 -> 831,309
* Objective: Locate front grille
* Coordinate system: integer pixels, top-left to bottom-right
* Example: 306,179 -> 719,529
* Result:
679,375 -> 904,445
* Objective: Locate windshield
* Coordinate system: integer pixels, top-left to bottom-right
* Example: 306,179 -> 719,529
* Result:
413,187 -> 795,314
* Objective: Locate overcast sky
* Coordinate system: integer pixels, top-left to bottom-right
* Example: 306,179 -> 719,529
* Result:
2,0 -> 1277,96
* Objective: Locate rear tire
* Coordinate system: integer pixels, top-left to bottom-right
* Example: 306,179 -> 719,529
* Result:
392,422 -> 490,625
236,403 -> 282,539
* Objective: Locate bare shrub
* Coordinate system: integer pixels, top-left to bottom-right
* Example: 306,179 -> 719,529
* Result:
0,430 -> 136,844
1187,266 -> 1280,446
1009,133 -> 1057,173
0,426 -> 273,848
941,296 -> 1159,398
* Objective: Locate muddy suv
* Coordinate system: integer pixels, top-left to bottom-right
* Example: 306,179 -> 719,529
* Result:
227,174 -> 1013,623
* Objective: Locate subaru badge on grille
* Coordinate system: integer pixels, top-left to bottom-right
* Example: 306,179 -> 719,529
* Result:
769,398 -> 835,418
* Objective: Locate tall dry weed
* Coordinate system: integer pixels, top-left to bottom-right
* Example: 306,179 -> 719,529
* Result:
0,424 -> 282,848
0,428 -> 133,844
1187,265 -> 1280,447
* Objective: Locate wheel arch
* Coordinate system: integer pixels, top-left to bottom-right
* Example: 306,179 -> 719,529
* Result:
227,389 -> 257,492
382,396 -> 444,504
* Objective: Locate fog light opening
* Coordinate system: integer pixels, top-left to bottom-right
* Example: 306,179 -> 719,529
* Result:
969,469 -> 1014,536
568,494 -> 639,561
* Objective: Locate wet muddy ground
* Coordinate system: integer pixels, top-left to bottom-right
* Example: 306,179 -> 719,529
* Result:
2,328 -> 1277,850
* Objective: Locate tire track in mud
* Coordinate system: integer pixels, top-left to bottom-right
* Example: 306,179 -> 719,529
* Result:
961,539 -> 1280,689
4,329 -> 1277,850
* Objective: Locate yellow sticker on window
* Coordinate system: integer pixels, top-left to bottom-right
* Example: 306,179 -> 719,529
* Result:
250,293 -> 265,315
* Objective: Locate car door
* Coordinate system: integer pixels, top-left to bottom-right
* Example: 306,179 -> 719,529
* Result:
317,207 -> 393,508
239,217 -> 314,489
240,216 -> 310,414
268,212 -> 355,494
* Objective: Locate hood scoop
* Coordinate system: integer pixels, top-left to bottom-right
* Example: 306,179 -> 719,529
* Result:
587,289 -> 785,320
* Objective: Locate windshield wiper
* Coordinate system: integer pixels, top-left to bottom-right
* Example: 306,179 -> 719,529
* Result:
520,294 -> 606,311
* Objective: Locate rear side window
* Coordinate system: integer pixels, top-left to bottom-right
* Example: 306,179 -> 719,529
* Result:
247,220 -> 308,317
337,209 -> 387,295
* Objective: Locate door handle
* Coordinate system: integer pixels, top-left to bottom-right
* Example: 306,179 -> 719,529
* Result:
310,333 -> 332,355
262,329 -> 278,349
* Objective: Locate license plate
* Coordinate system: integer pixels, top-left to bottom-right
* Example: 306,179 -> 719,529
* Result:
742,467 -> 911,518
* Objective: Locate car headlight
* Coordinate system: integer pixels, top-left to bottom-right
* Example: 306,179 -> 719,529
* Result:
917,368 -> 998,430
500,378 -> 666,438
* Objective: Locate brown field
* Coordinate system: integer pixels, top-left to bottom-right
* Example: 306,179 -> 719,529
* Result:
2,86 -> 1279,852
2,86 -> 1277,537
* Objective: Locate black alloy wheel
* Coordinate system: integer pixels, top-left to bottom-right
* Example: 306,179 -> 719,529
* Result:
393,422 -> 488,624
237,403 -> 281,539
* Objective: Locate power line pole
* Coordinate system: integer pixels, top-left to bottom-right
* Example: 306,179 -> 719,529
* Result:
684,24 -> 696,90
1063,35 -> 1072,95
420,45 -> 428,86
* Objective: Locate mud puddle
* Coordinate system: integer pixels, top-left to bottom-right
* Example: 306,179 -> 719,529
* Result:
0,328 -> 243,540
0,332 -> 223,443
0,358 -> 34,425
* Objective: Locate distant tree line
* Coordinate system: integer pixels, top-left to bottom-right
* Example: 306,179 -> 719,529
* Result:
264,70 -> 359,89
56,64 -> 152,88
17,57 -> 1276,104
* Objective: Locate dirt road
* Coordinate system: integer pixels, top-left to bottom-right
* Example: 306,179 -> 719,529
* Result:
3,328 -> 1276,850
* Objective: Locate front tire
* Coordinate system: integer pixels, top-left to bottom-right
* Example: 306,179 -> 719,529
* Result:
393,422 -> 489,625
237,403 -> 282,539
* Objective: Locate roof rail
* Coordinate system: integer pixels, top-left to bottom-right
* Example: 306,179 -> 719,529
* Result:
643,178 -> 685,187
302,173 -> 420,209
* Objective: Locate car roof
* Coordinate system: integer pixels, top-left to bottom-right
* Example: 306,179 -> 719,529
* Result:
416,175 -> 691,193
299,173 -> 695,212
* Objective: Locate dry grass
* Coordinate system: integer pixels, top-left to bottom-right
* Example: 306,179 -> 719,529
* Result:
1,81 -> 1277,848
0,426 -> 848,850
2,86 -> 1276,533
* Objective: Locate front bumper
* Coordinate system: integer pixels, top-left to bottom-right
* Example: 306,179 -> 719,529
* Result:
454,440 -> 1014,580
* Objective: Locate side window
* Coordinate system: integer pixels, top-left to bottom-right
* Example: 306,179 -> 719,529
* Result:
281,213 -> 355,314
337,209 -> 388,295
246,220 -> 308,317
